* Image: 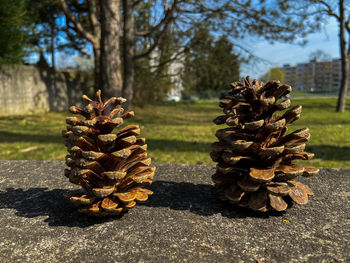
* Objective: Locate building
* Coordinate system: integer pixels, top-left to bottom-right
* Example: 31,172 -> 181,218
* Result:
166,48 -> 185,101
282,64 -> 296,89
149,47 -> 185,101
282,58 -> 346,92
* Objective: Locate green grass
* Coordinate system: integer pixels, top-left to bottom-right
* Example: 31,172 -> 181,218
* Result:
290,91 -> 313,98
0,98 -> 349,168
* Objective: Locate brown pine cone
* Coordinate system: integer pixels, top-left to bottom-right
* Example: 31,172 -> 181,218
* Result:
211,76 -> 319,212
62,90 -> 155,216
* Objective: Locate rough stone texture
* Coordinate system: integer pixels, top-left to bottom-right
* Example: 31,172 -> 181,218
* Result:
0,65 -> 93,115
0,160 -> 349,263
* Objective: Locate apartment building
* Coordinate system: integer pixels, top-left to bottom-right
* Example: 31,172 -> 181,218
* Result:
282,58 -> 343,92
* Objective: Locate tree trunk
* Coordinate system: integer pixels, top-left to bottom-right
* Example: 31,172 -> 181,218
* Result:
337,0 -> 348,112
50,23 -> 55,70
88,0 -> 101,92
93,45 -> 101,91
100,0 -> 123,99
122,0 -> 135,109
337,54 -> 349,112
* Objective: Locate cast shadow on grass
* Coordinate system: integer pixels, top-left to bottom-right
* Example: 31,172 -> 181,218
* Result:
147,138 -> 211,152
0,187 -> 118,228
0,134 -> 212,153
0,131 -> 61,144
142,180 -> 285,219
133,114 -> 215,126
307,145 -> 350,161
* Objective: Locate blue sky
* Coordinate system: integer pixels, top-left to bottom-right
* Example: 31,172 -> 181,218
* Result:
241,17 -> 339,77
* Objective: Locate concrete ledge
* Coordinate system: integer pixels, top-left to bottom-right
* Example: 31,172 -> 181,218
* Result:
0,161 -> 349,262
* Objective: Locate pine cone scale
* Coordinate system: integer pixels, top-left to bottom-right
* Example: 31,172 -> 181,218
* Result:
268,194 -> 288,211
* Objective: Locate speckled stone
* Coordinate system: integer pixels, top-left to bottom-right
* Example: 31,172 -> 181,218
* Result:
0,161 -> 349,263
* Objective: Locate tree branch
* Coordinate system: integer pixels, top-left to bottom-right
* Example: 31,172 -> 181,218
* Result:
87,0 -> 100,39
135,0 -> 178,37
345,14 -> 350,34
148,47 -> 187,70
319,0 -> 340,20
133,0 -> 143,7
60,0 -> 98,47
134,0 -> 179,59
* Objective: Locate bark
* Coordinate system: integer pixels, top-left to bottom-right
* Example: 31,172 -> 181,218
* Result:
93,45 -> 101,91
100,0 -> 123,99
50,23 -> 55,70
88,0 -> 101,91
337,0 -> 348,112
122,0 -> 135,109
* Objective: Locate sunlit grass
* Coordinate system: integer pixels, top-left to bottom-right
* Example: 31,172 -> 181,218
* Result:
0,98 -> 349,168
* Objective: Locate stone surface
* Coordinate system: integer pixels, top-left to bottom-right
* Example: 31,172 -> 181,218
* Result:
0,160 -> 349,263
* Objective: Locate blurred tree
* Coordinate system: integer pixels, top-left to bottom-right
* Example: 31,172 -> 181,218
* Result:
0,0 -> 28,64
132,1 -> 179,106
182,26 -> 240,93
123,0 -> 179,108
261,67 -> 285,83
60,0 -> 121,98
182,26 -> 214,92
99,0 -> 123,98
130,0 -> 323,103
59,0 -> 178,102
5,0 -> 324,106
309,49 -> 332,62
209,35 -> 240,90
26,0 -> 62,70
122,0 -> 135,109
60,0 -> 320,106
57,1 -> 94,61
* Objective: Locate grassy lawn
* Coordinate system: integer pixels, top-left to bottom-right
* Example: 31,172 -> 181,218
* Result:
0,97 -> 349,168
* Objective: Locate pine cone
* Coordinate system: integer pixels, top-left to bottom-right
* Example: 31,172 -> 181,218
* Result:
62,90 -> 155,216
211,77 -> 319,212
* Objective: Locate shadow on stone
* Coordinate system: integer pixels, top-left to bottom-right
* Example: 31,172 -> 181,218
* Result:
0,181 -> 284,227
143,180 -> 285,219
0,187 -> 123,228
